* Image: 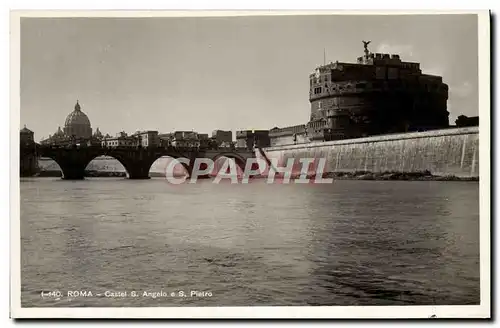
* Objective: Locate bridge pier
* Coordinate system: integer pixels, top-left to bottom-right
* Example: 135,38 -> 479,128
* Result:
126,173 -> 151,180
61,165 -> 86,180
126,166 -> 151,180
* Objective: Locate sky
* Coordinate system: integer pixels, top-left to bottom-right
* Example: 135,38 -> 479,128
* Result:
20,14 -> 479,141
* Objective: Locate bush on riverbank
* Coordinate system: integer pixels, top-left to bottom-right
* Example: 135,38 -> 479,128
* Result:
321,170 -> 478,181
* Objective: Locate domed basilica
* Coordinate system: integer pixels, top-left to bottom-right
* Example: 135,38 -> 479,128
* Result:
40,101 -> 104,146
64,101 -> 92,138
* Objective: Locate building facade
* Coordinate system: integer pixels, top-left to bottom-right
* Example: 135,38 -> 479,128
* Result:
198,133 -> 210,148
236,130 -> 253,149
158,133 -> 173,148
158,131 -> 210,148
236,130 -> 271,149
132,130 -> 160,148
212,130 -> 233,147
170,131 -> 200,148
268,124 -> 308,146
101,131 -> 138,148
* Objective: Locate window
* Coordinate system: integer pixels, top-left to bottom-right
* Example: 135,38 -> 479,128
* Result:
314,87 -> 322,94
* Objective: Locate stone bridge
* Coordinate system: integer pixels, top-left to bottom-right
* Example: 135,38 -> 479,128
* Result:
20,144 -> 256,180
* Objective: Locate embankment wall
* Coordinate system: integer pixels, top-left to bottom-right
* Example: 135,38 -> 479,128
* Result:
259,127 -> 479,177
270,134 -> 309,147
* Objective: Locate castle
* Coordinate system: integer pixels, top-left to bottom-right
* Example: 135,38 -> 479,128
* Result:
264,41 -> 450,147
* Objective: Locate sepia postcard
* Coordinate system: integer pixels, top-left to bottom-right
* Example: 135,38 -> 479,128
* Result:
10,10 -> 490,319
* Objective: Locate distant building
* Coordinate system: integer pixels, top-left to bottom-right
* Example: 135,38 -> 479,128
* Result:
20,125 -> 34,145
133,130 -> 159,147
88,127 -> 104,146
158,131 -> 205,148
170,131 -> 200,148
198,133 -> 210,148
212,130 -> 232,147
236,130 -> 270,149
101,131 -> 137,148
40,100 -> 103,146
455,115 -> 479,127
236,130 -> 253,149
93,127 -> 103,140
40,126 -> 69,146
20,125 -> 37,176
253,130 -> 271,148
158,133 -> 173,148
269,125 -> 307,147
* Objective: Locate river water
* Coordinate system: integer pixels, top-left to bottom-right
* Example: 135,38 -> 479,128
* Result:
20,178 -> 480,307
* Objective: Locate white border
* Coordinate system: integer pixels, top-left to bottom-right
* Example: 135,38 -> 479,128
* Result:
477,8 -> 491,320
6,9 -> 493,17
9,10 -> 491,319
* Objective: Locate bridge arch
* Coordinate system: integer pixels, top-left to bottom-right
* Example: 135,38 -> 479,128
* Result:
103,149 -> 193,179
84,155 -> 131,178
37,156 -> 63,177
35,152 -> 91,180
211,152 -> 248,176
149,155 -> 191,178
37,147 -> 115,180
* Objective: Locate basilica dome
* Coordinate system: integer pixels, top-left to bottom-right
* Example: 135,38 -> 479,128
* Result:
63,101 -> 92,139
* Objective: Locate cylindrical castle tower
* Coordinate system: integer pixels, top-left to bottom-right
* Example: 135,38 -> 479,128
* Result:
307,42 -> 449,141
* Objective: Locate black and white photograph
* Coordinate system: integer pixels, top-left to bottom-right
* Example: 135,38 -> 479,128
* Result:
10,10 -> 490,319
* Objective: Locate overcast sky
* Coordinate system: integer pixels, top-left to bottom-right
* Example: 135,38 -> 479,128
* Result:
20,14 -> 478,141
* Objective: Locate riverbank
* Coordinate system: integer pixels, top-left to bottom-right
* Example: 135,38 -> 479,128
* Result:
260,127 -> 479,179
36,170 -> 166,178
35,169 -> 478,181
319,170 -> 478,181
259,170 -> 478,181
